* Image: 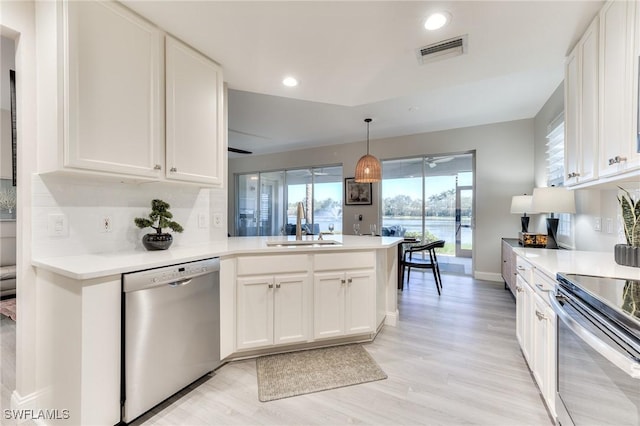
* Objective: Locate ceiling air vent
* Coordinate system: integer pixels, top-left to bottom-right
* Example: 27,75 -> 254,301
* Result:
416,34 -> 467,65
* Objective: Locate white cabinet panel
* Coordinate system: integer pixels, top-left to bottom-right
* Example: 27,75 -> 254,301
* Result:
565,17 -> 599,186
599,0 -> 640,177
313,272 -> 345,339
236,273 -> 310,350
273,274 -> 309,345
313,269 -> 374,339
165,36 -> 225,186
65,0 -> 162,177
236,276 -> 273,349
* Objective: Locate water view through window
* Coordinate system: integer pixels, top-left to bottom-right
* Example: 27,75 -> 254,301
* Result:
382,154 -> 473,257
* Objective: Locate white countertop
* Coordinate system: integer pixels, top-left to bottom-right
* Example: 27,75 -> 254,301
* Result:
513,247 -> 640,281
32,235 -> 403,280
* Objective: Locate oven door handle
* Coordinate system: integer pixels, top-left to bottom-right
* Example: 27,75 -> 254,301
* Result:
550,294 -> 640,379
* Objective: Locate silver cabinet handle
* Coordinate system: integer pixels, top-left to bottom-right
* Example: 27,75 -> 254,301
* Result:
170,167 -> 177,172
535,310 -> 546,321
517,266 -> 526,271
535,283 -> 552,293
608,156 -> 627,165
154,164 -> 162,170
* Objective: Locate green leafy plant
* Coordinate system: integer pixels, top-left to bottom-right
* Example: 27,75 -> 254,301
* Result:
618,187 -> 640,248
134,199 -> 184,235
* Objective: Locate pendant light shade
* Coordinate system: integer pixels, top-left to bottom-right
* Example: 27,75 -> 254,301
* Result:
355,118 -> 381,183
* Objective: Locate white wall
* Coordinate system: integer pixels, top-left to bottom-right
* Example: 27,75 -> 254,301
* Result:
31,175 -> 227,258
229,118 -> 535,280
532,82 -> 635,252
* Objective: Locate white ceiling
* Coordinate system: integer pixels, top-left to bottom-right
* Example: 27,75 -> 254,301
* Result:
123,0 -> 603,156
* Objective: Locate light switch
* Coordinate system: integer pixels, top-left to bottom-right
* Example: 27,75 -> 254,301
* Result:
48,213 -> 68,237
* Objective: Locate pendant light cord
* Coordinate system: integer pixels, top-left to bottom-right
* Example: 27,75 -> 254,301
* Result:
365,118 -> 372,155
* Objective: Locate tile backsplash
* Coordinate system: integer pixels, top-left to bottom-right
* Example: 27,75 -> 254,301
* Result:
32,174 -> 227,258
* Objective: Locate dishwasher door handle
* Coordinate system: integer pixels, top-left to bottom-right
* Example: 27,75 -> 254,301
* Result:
169,278 -> 193,287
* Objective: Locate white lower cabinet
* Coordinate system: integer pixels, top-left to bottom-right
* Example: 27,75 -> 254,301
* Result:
236,273 -> 310,350
515,256 -> 557,418
313,270 -> 375,339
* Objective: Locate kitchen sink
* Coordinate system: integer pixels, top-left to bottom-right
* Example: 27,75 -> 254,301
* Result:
265,239 -> 341,247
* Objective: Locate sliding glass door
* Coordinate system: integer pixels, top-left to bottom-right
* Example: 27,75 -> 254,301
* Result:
382,153 -> 474,260
236,166 -> 342,236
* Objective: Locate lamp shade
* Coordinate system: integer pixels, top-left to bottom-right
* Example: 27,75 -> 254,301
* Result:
354,118 -> 381,183
510,195 -> 534,214
355,154 -> 381,183
531,187 -> 576,214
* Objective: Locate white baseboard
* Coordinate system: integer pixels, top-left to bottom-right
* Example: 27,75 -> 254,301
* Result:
473,271 -> 503,282
10,388 -> 55,425
384,310 -> 398,326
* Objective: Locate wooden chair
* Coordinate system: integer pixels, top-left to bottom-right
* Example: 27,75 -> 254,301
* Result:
401,240 -> 445,295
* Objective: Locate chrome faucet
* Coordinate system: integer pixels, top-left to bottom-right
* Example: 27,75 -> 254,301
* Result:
296,202 -> 305,240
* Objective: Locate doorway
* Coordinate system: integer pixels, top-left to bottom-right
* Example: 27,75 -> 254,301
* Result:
382,152 -> 474,275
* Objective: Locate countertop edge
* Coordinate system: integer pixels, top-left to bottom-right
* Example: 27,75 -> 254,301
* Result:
32,236 -> 404,280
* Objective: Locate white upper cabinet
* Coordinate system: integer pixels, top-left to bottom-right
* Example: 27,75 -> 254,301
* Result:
564,17 -> 599,186
64,0 -> 163,178
165,36 -> 225,186
38,0 -> 225,187
598,0 -> 639,178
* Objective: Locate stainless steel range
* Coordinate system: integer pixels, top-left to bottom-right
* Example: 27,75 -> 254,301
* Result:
552,273 -> 640,426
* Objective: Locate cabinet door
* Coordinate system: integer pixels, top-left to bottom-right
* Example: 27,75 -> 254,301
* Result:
273,274 -> 310,345
236,276 -> 273,349
165,36 -> 225,186
65,1 -> 162,177
579,19 -> 599,184
516,275 -> 533,363
564,47 -> 580,186
344,270 -> 375,335
599,0 -> 637,177
313,272 -> 346,339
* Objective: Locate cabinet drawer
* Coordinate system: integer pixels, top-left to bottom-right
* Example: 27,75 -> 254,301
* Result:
532,270 -> 556,304
314,251 -> 375,271
236,254 -> 310,276
515,256 -> 534,284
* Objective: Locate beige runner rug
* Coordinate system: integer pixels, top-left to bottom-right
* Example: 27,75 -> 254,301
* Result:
256,344 -> 387,402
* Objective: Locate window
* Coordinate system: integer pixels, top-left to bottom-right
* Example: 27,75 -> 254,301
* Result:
381,153 -> 474,258
546,114 -> 574,248
236,166 -> 342,236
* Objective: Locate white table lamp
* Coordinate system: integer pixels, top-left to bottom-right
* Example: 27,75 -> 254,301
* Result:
510,195 -> 534,233
531,187 -> 576,249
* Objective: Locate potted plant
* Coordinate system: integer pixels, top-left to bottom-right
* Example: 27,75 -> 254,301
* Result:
615,187 -> 640,267
134,199 -> 184,251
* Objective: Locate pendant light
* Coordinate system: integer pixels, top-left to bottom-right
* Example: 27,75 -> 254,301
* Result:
354,118 -> 381,183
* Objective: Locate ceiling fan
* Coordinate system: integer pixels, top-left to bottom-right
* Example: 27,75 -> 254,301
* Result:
228,147 -> 252,155
426,156 -> 454,168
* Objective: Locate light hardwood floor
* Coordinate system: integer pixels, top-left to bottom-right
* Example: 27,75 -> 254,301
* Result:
132,272 -> 554,426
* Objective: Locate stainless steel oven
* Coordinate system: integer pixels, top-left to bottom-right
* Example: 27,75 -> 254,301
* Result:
552,274 -> 640,426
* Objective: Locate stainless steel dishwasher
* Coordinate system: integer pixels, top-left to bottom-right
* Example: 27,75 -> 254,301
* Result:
122,257 -> 220,423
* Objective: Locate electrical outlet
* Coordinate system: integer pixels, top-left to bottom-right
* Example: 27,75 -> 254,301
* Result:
213,213 -> 222,228
48,213 -> 68,237
100,216 -> 112,233
594,217 -> 601,232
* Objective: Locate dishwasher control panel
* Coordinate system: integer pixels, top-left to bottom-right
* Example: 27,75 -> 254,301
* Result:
123,257 -> 220,293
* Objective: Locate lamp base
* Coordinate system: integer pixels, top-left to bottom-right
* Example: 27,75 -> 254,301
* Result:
545,217 -> 559,249
520,216 -> 530,233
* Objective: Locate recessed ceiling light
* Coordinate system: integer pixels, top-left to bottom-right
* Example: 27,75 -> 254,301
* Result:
282,76 -> 299,87
424,12 -> 450,31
